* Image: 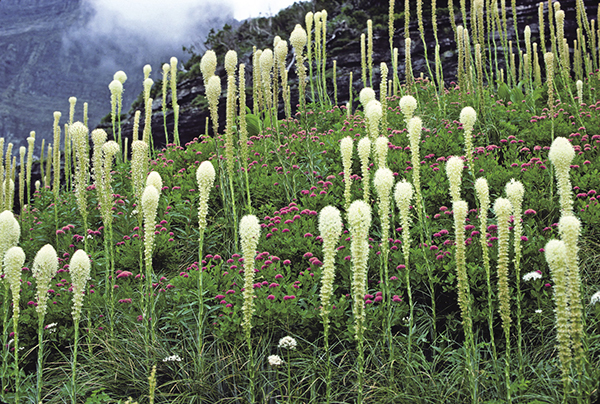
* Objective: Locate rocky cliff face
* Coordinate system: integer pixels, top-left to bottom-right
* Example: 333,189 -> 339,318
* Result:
113,0 -> 598,150
0,0 -> 234,152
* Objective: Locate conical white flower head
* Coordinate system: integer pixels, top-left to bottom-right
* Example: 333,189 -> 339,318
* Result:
102,141 -> 120,157
549,137 -> 575,170
475,177 -> 489,200
146,171 -> 163,194
545,239 -> 567,268
374,136 -> 388,167
357,137 -> 371,161
399,95 -> 417,119
143,78 -> 154,94
359,87 -> 376,108
224,50 -> 238,76
206,75 -> 221,105
200,50 -> 217,82
114,70 -> 128,84
365,100 -> 382,122
260,49 -> 274,72
558,215 -> 581,243
290,24 -> 307,51
196,161 -> 216,189
348,200 -> 371,236
0,210 -> 20,252
340,136 -> 353,163
70,249 -> 91,320
32,244 -> 58,316
394,180 -> 414,209
142,185 -> 159,220
407,117 -> 422,143
319,206 -> 343,244
91,129 -> 107,145
459,106 -> 477,131
374,168 -> 394,196
69,122 -> 88,144
108,79 -> 123,94
4,246 -> 25,297
446,156 -> 464,201
493,197 -> 512,217
240,215 -> 261,255
505,179 -> 524,206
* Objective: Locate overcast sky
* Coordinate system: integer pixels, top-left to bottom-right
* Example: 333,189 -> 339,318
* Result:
81,0 -> 301,52
225,0 -> 299,19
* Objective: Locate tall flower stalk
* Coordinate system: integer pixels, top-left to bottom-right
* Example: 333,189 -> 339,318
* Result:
142,183 -> 160,342
240,215 -> 261,403
549,137 -> 575,216
318,206 -> 342,404
394,180 -> 414,356
0,211 -> 20,395
224,50 -> 239,248
100,141 -> 119,338
559,215 -> 584,379
340,137 -> 353,212
196,161 -> 215,362
505,178 -> 524,372
238,64 -> 252,213
545,239 -> 571,395
493,197 -> 512,402
26,133 -> 34,204
357,138 -> 371,203
70,123 -> 90,252
5,246 -> 25,404
69,249 -> 91,404
32,244 -> 58,404
453,200 -> 477,401
459,107 -> 477,174
374,168 -> 394,350
347,200 -> 371,404
475,178 -> 496,361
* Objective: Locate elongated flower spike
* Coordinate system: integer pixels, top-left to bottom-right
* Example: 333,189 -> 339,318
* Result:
357,137 -> 371,202
340,137 -> 353,211
545,239 -> 571,386
70,249 -> 91,322
359,87 -> 376,109
32,244 -> 58,317
365,100 -> 383,141
460,106 -> 477,172
200,50 -> 217,86
319,206 -> 343,318
446,156 -> 464,202
374,136 -> 388,169
240,215 -> 261,335
549,137 -> 575,216
146,171 -> 163,196
399,95 -> 417,122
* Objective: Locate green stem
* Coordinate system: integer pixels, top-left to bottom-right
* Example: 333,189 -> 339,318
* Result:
36,315 -> 45,404
71,318 -> 80,404
357,323 -> 364,404
197,233 -> 205,368
324,321 -> 331,404
12,313 -> 19,404
0,284 -> 8,397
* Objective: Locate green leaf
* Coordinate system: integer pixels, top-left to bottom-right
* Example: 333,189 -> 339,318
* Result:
498,83 -> 510,101
246,114 -> 260,136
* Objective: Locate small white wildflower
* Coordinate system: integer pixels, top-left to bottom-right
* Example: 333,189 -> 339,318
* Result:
535,309 -> 543,314
268,354 -> 284,367
278,336 -> 297,350
162,354 -> 182,362
591,291 -> 600,305
522,271 -> 542,282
